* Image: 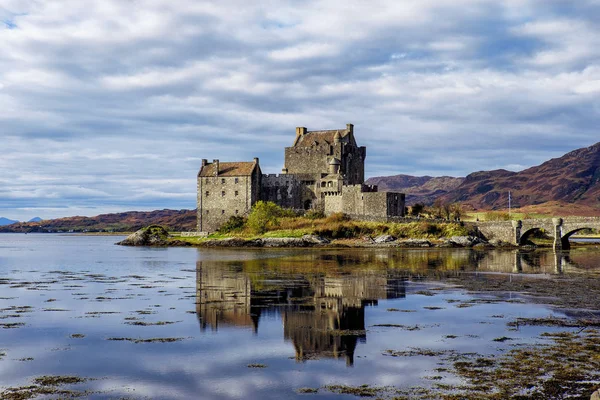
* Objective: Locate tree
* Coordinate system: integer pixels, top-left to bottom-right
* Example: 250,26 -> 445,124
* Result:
411,203 -> 425,217
432,199 -> 445,219
246,201 -> 284,234
450,203 -> 463,221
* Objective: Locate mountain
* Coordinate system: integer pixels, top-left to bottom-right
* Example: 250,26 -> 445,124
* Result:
0,210 -> 196,233
0,217 -> 19,226
438,142 -> 600,210
366,175 -> 464,205
28,217 -> 42,222
366,141 -> 600,214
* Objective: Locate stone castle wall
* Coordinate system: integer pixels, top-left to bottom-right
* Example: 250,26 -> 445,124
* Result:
284,144 -> 336,176
324,185 -> 405,218
197,166 -> 261,232
261,174 -> 304,209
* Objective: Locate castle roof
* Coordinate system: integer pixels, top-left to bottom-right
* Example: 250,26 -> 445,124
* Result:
294,129 -> 347,147
199,162 -> 257,177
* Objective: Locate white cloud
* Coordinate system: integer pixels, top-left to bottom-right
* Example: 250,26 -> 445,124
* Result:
1,0 -> 600,220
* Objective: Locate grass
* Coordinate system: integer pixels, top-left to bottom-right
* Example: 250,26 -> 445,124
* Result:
464,211 -> 551,222
170,214 -> 473,245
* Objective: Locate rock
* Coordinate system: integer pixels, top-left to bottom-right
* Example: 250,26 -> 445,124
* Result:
261,237 -> 307,247
448,236 -> 485,247
168,240 -> 193,247
591,389 -> 600,400
397,239 -> 432,248
302,235 -> 330,245
488,239 -> 517,248
374,234 -> 396,243
200,236 -> 328,248
117,225 -> 169,246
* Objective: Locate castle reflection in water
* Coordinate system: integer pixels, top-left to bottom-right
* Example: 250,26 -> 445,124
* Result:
195,248 -> 580,366
195,259 -> 406,366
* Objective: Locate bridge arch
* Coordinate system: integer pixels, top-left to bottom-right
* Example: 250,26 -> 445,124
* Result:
519,227 -> 544,245
561,227 -> 595,250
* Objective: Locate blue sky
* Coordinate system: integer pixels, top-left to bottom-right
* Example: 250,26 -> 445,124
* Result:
1,0 -> 600,220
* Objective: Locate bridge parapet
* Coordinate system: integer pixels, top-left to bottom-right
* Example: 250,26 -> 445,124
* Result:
475,217 -> 600,250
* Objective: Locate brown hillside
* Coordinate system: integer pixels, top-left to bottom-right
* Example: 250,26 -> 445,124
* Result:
365,174 -> 464,205
0,209 -> 196,233
439,142 -> 600,210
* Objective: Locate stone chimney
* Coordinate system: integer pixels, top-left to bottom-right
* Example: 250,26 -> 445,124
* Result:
201,159 -> 207,167
213,159 -> 219,176
296,127 -> 307,137
253,157 -> 259,165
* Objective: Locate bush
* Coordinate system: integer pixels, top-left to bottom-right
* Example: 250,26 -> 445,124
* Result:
219,216 -> 246,233
247,201 -> 286,234
304,209 -> 325,220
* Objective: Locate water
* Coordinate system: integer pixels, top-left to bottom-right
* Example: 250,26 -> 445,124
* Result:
1,234 -> 599,399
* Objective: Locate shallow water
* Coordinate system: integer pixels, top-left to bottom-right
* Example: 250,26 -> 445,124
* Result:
1,234 -> 599,399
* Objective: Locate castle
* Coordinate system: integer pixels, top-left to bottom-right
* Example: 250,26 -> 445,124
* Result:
197,124 -> 405,232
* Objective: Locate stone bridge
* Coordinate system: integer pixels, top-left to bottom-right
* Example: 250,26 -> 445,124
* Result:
475,217 -> 600,250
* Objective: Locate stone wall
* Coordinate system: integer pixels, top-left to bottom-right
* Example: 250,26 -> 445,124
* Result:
197,167 -> 261,232
261,174 -> 304,209
324,185 -> 405,218
341,145 -> 366,185
475,221 -> 519,243
284,145 -> 336,177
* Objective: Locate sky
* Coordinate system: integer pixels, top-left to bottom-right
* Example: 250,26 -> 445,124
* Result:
1,0 -> 600,221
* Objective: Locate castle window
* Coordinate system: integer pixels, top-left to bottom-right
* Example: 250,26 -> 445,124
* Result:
221,210 -> 225,214
221,178 -> 226,184
235,210 -> 239,214
206,210 -> 209,214
321,182 -> 326,188
327,181 -> 333,187
205,191 -> 209,197
235,178 -> 239,184
221,191 -> 225,196
235,191 -> 239,196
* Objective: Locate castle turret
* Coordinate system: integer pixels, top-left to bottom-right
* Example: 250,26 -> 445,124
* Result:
328,158 -> 341,174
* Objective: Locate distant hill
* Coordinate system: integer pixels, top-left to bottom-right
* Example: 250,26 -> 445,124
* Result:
28,217 -> 42,222
366,175 -> 464,205
367,141 -> 600,214
438,142 -> 600,211
0,210 -> 196,233
0,217 -> 19,226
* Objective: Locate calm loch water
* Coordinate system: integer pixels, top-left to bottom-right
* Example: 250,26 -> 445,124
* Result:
1,234 -> 599,399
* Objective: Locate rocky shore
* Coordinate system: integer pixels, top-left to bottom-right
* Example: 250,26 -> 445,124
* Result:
117,227 -> 517,249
